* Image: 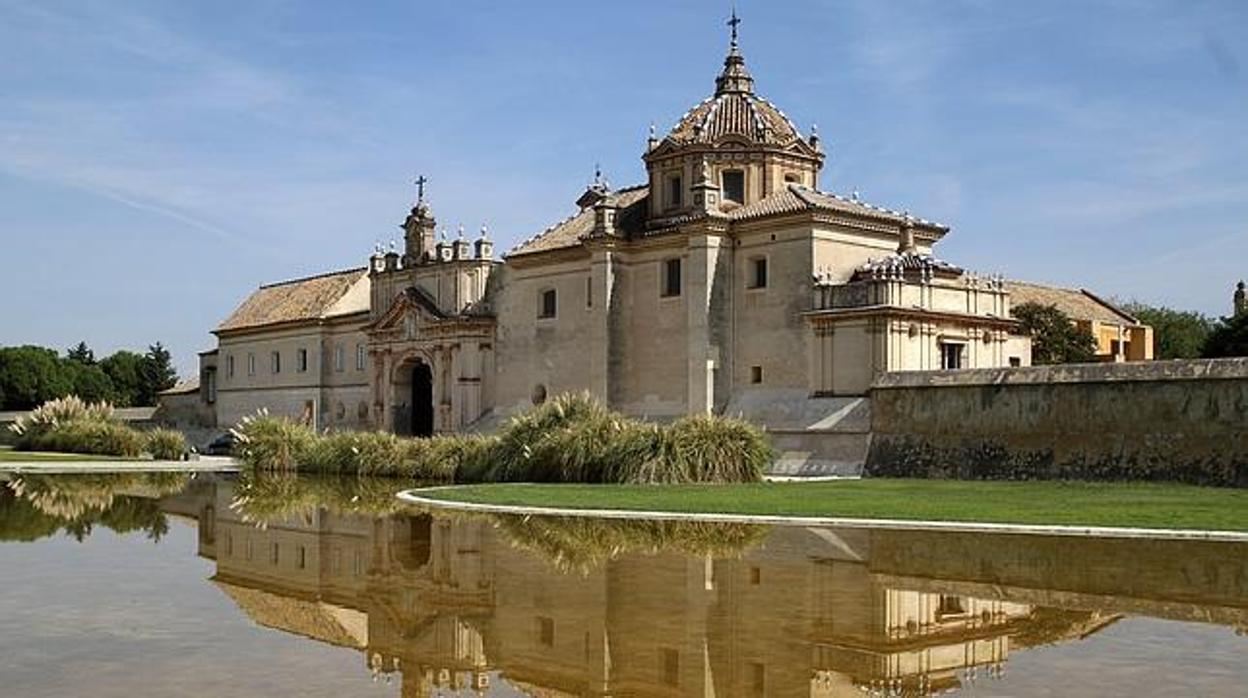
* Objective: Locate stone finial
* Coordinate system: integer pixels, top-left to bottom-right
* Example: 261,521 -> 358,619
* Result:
647,122 -> 658,151
1235,280 -> 1247,317
475,224 -> 494,260
810,122 -> 821,150
898,213 -> 917,255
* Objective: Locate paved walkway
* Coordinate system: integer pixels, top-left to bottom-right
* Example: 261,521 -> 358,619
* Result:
0,456 -> 239,474
397,486 -> 1248,543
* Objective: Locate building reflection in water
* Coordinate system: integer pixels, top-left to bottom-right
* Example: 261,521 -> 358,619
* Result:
162,476 -> 1244,697
5,473 -> 1242,697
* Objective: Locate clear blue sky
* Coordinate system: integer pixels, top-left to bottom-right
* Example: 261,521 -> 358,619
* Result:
2,1 -> 1246,376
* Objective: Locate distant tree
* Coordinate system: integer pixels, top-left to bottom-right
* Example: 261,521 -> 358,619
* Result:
0,346 -> 75,410
139,342 -> 178,406
1119,302 -> 1214,360
99,351 -> 146,407
1013,303 -> 1098,365
66,341 -> 96,365
63,362 -> 116,404
1202,313 -> 1248,358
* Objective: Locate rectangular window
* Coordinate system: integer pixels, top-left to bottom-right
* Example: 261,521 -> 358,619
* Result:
940,343 -> 964,370
205,370 -> 217,403
937,594 -> 968,617
750,257 -> 768,289
297,348 -> 308,372
661,648 -> 680,687
334,344 -> 345,372
750,662 -> 766,695
667,174 -> 683,208
586,276 -> 593,308
538,617 -> 555,647
750,366 -> 763,385
226,355 -> 235,379
297,545 -> 306,569
247,353 -> 256,376
270,350 -> 281,374
750,566 -> 762,585
722,170 -> 745,203
662,258 -> 682,298
539,288 -> 557,319
356,344 -> 366,371
1009,356 -> 1022,367
270,542 -> 279,565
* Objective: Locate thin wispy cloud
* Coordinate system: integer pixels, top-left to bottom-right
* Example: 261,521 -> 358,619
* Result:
1,0 -> 1246,373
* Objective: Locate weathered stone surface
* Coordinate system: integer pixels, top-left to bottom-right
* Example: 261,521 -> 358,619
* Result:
866,358 -> 1248,486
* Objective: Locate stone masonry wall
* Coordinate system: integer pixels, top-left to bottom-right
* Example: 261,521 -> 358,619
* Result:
866,358 -> 1248,486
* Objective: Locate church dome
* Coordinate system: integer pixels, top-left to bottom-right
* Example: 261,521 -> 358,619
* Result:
663,15 -> 806,148
667,91 -> 803,147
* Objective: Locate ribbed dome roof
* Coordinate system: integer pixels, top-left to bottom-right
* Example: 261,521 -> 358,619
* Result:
664,26 -> 805,147
667,92 -> 803,147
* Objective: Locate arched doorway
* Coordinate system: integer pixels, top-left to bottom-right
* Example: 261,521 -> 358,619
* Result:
393,358 -> 434,437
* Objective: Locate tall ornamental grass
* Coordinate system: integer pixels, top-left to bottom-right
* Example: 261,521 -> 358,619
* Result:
144,428 -> 188,461
232,392 -> 773,484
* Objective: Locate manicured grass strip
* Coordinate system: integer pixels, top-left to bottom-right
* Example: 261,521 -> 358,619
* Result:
420,480 -> 1248,532
0,446 -> 140,463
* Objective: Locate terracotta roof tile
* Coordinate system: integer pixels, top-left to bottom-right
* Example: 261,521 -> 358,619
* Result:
1006,281 -> 1141,325
508,185 -> 649,257
216,268 -> 369,333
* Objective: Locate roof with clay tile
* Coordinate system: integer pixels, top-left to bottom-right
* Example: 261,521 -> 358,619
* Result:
507,185 -> 649,257
1006,281 -> 1142,326
216,267 -> 369,333
729,184 -> 949,232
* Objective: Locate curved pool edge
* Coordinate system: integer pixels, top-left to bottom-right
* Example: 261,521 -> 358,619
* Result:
396,486 -> 1248,543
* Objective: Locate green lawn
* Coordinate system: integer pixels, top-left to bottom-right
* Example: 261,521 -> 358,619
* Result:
419,479 -> 1248,532
0,446 -> 138,463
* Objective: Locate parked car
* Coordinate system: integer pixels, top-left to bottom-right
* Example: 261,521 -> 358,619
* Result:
204,432 -> 237,456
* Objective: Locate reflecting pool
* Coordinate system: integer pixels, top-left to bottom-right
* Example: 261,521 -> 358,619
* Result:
0,471 -> 1245,697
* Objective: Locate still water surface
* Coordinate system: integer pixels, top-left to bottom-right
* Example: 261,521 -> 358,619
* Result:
0,472 -> 1244,697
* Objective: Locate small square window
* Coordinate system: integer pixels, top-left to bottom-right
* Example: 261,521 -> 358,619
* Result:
1009,356 -> 1021,367
750,366 -> 763,384
662,258 -> 682,298
749,566 -> 762,585
539,289 -> 557,319
940,343 -> 964,370
750,257 -> 768,289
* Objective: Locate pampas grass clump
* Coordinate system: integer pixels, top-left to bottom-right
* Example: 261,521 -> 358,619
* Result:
233,392 -> 772,484
28,419 -> 146,458
144,428 -> 188,461
230,410 -> 315,472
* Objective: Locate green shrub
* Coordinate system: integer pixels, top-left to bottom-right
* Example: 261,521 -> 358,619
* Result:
30,420 -> 145,458
230,393 -> 775,483
144,428 -> 187,461
429,434 -> 497,482
10,395 -> 120,450
230,411 -> 315,472
661,414 -> 771,483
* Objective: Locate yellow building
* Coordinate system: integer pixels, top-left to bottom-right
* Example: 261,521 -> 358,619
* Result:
1007,281 -> 1153,361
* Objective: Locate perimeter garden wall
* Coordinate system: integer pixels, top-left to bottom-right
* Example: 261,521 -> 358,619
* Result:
865,358 -> 1248,487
